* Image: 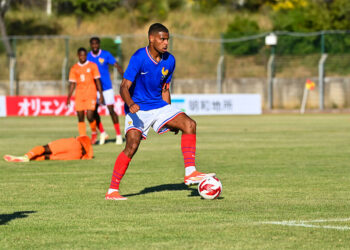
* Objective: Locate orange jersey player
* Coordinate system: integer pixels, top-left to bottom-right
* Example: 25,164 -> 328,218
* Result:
67,47 -> 104,144
3,136 -> 93,162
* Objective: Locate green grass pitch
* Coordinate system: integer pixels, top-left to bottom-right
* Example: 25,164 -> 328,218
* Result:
1,114 -> 350,249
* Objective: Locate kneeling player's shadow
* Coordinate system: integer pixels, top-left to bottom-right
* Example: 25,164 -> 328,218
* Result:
124,183 -> 199,197
0,211 -> 36,226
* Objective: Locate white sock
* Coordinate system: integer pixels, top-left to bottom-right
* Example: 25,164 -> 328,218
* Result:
108,188 -> 119,194
185,166 -> 196,176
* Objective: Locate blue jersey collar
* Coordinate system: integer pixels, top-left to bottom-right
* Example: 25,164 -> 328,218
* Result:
146,46 -> 162,65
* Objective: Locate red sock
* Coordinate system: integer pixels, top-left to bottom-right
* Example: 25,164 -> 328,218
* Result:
114,123 -> 121,136
181,134 -> 196,168
98,122 -> 105,133
109,151 -> 131,190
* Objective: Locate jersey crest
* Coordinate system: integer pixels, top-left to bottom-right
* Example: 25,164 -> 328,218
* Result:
98,58 -> 105,65
161,67 -> 169,80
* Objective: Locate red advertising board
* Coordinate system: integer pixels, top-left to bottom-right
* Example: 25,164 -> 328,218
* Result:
5,96 -> 125,116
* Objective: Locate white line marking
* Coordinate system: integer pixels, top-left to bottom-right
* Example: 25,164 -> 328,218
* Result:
260,218 -> 350,231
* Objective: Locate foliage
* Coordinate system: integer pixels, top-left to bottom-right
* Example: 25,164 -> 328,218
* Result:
223,16 -> 264,55
271,0 -> 308,11
135,0 -> 170,23
5,16 -> 61,35
271,0 -> 350,54
57,0 -> 120,17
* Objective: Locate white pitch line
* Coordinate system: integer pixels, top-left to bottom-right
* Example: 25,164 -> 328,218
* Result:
299,218 -> 350,223
261,221 -> 350,230
259,218 -> 350,231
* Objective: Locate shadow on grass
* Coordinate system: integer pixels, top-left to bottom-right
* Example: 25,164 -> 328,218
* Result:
0,211 -> 36,225
124,183 -> 199,197
96,138 -> 125,145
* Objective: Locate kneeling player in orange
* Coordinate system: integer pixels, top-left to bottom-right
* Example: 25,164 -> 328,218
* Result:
3,136 -> 93,162
67,47 -> 104,144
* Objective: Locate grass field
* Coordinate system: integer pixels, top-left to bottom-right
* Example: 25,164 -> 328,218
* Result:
1,114 -> 350,249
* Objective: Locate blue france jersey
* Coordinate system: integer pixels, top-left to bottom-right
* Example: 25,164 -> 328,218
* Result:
123,47 -> 175,113
87,49 -> 116,90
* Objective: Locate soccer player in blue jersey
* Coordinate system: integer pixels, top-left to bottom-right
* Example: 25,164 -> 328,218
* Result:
88,37 -> 124,145
105,23 -> 215,200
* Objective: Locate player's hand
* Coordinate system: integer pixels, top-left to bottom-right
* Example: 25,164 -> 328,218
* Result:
66,98 -> 70,107
99,95 -> 105,105
129,103 -> 140,113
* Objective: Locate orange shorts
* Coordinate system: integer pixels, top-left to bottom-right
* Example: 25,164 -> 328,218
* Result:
48,138 -> 83,160
75,98 -> 96,111
75,90 -> 97,111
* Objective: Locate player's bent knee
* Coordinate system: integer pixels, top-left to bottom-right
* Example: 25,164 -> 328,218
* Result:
184,118 -> 196,133
124,141 -> 139,157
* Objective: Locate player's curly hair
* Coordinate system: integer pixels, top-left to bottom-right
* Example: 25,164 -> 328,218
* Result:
90,37 -> 100,44
77,47 -> 87,54
148,23 -> 169,37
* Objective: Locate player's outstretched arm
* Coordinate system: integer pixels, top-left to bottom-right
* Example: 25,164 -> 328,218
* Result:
95,78 -> 104,105
66,81 -> 76,106
120,78 -> 139,113
114,62 -> 124,78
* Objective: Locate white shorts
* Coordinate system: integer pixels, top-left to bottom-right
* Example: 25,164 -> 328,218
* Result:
97,89 -> 115,106
125,104 -> 184,139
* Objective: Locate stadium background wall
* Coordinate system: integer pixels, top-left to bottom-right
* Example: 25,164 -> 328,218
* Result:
0,77 -> 349,109
0,94 -> 262,117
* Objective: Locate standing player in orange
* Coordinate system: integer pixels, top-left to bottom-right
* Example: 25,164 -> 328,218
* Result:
67,47 -> 104,144
3,135 -> 93,162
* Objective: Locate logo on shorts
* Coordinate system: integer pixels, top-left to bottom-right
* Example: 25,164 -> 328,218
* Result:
128,121 -> 133,126
161,67 -> 168,80
99,58 -> 105,65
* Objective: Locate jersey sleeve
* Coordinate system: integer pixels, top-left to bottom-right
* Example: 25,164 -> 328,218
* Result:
107,51 -> 117,65
124,52 -> 142,82
91,63 -> 101,79
68,66 -> 77,82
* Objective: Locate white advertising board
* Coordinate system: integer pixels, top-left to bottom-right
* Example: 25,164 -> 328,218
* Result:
0,96 -> 6,117
171,94 -> 261,115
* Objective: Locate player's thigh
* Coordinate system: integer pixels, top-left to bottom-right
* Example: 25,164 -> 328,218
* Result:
107,104 -> 116,115
76,111 -> 85,122
165,113 -> 196,133
49,138 -> 79,155
86,110 -> 95,122
124,129 -> 142,157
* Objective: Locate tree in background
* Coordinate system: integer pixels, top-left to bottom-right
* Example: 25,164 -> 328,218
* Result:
271,0 -> 350,54
0,0 -> 14,57
57,0 -> 120,27
223,16 -> 264,55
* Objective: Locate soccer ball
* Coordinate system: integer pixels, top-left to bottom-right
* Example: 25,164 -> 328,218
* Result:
198,176 -> 222,200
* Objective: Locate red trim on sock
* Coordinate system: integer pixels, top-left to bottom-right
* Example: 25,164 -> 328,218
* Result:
181,134 -> 196,168
109,151 -> 131,190
114,123 -> 121,135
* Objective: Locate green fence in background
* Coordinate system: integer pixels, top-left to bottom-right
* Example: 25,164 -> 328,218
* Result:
1,31 -> 350,109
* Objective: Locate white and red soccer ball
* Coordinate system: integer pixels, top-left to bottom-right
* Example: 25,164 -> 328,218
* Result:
198,176 -> 222,200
